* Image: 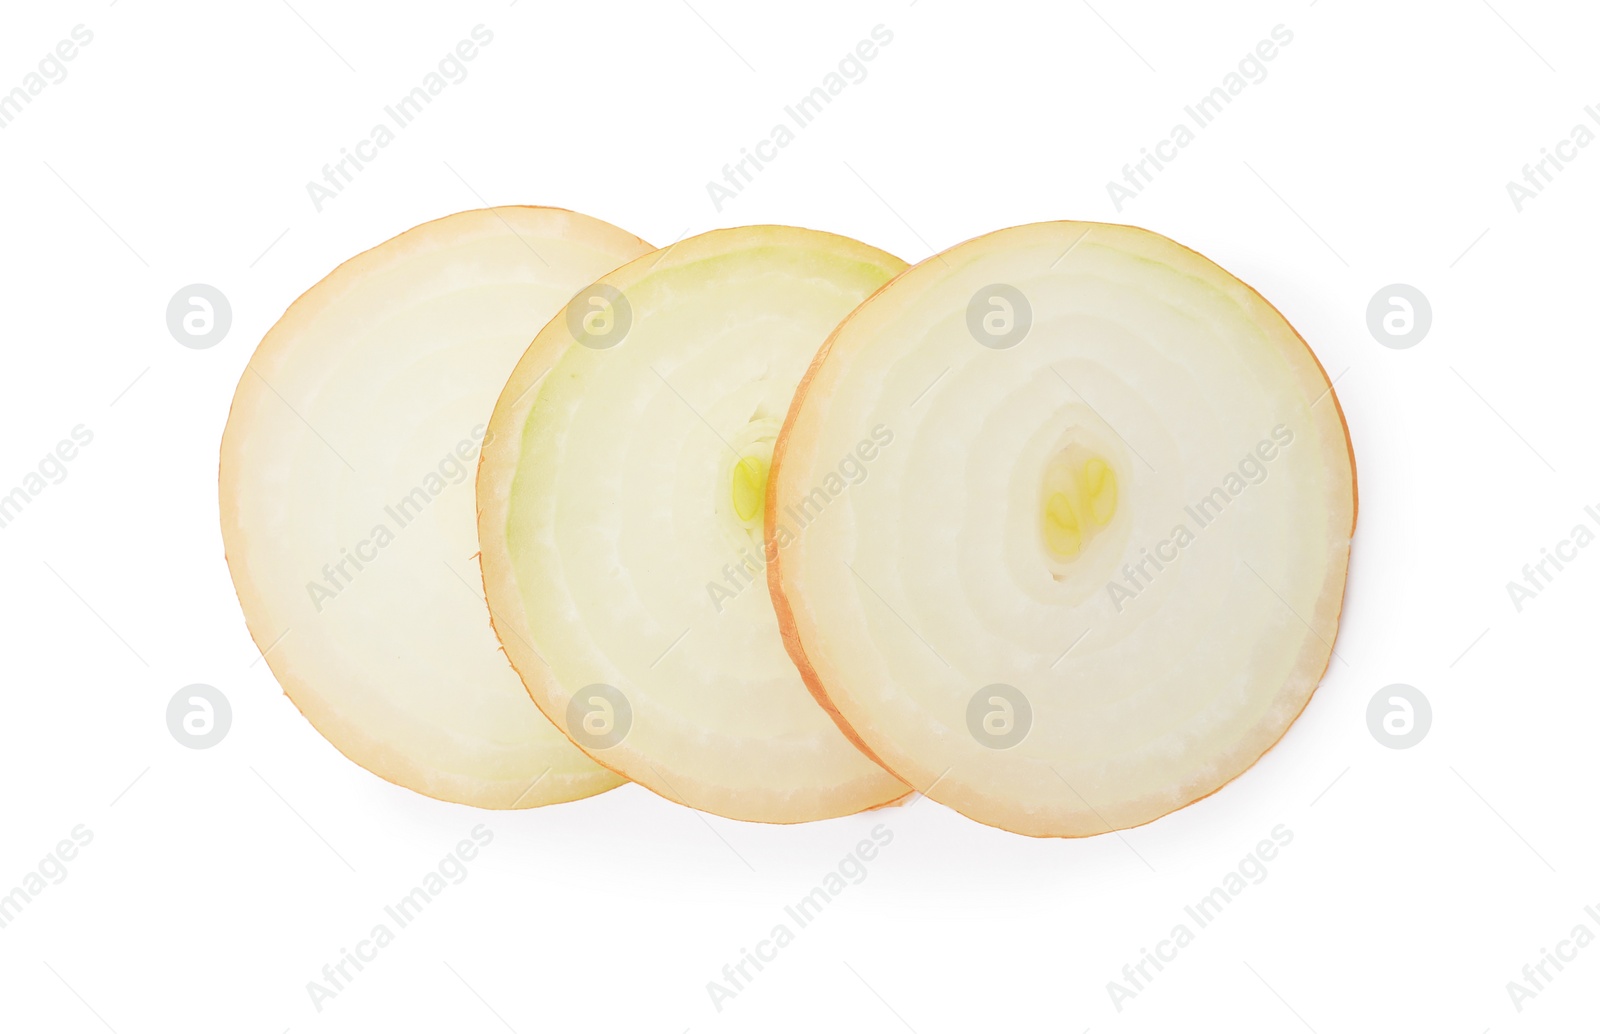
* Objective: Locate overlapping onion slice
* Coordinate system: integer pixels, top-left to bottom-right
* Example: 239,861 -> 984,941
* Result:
477,226 -> 912,823
221,207 -> 651,808
767,221 -> 1356,837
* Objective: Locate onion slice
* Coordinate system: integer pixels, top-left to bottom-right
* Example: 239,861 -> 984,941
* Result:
477,226 -> 912,823
767,221 -> 1356,837
220,207 -> 652,808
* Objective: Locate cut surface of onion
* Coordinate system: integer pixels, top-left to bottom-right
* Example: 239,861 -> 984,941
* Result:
478,225 -> 912,823
767,221 -> 1356,837
221,207 -> 652,808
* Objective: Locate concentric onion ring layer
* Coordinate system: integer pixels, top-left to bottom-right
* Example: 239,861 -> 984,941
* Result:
768,221 -> 1356,837
221,207 -> 651,808
479,226 -> 912,823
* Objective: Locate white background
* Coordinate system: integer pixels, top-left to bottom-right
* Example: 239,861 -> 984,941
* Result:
1,0 -> 1596,1030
